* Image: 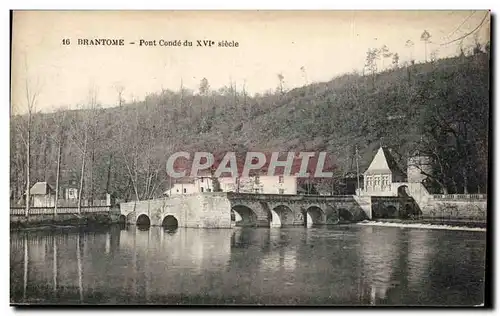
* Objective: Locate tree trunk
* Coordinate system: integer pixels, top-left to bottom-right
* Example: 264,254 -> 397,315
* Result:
54,139 -> 62,215
424,42 -> 427,62
463,169 -> 469,194
441,185 -> 448,195
25,116 -> 31,217
105,154 -> 113,193
89,147 -> 95,206
77,135 -> 87,214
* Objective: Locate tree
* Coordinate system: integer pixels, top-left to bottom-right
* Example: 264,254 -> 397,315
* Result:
420,30 -> 432,62
199,77 -> 210,116
13,58 -> 41,216
472,35 -> 484,55
199,77 -> 210,95
114,84 -> 125,107
413,54 -> 489,194
365,48 -> 380,88
277,73 -> 285,95
392,53 -> 400,69
405,40 -> 415,65
50,108 -> 68,214
300,66 -> 308,85
430,49 -> 439,63
380,45 -> 392,70
71,87 -> 99,213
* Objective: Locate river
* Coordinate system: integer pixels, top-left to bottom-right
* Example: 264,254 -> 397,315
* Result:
10,224 -> 486,306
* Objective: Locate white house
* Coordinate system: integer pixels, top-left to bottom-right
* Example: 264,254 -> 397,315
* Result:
30,182 -> 56,207
219,174 -> 298,194
165,172 -> 298,196
360,146 -> 406,196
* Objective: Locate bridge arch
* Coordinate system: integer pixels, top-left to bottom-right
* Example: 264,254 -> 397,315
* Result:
338,208 -> 354,222
232,205 -> 258,227
388,205 -> 398,218
136,214 -> 151,227
271,205 -> 295,227
325,205 -> 339,224
162,215 -> 179,230
397,185 -> 409,197
304,206 -> 325,227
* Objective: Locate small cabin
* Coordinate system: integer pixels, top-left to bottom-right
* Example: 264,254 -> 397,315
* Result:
30,182 -> 56,207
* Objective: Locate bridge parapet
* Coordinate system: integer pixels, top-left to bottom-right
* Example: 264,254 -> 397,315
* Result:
432,194 -> 487,201
227,192 -> 357,202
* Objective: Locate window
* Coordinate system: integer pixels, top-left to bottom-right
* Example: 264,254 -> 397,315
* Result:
381,175 -> 390,190
279,189 -> 284,194
176,189 -> 179,193
183,188 -> 187,193
366,176 -> 373,189
201,187 -> 204,192
207,188 -> 211,192
201,178 -> 204,183
279,176 -> 284,183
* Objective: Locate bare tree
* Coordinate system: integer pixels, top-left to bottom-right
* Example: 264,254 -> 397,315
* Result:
365,48 -> 380,89
13,58 -> 41,216
300,66 -> 308,85
71,87 -> 99,213
116,104 -> 141,201
114,84 -> 125,107
50,108 -> 67,215
277,73 -> 285,95
405,40 -> 415,65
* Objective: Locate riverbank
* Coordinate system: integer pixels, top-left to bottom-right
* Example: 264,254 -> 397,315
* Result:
10,212 -> 121,230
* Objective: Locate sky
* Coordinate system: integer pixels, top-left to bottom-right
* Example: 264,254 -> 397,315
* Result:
11,10 -> 491,113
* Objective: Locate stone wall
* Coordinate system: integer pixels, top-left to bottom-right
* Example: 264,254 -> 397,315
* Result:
403,182 -> 487,221
420,200 -> 487,221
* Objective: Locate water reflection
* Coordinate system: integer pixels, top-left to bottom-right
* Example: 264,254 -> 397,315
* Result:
10,225 -> 485,305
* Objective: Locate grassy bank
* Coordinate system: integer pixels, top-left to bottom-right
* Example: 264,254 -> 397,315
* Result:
10,212 -> 121,230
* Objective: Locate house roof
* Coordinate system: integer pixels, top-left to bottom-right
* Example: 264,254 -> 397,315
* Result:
172,177 -> 196,184
364,147 -> 405,177
30,182 -> 55,195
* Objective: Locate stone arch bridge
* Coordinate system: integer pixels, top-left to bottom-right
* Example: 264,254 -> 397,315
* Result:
228,193 -> 370,227
119,192 -> 413,228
